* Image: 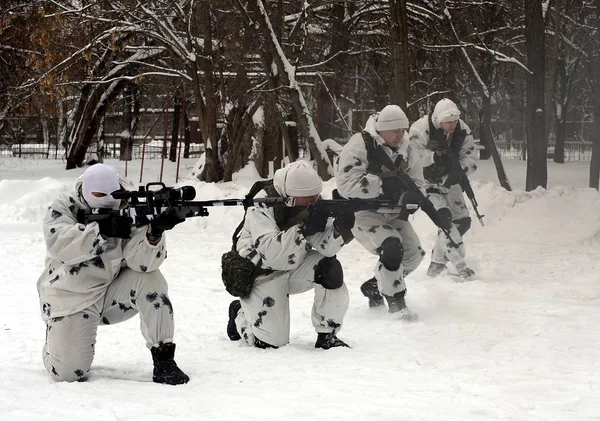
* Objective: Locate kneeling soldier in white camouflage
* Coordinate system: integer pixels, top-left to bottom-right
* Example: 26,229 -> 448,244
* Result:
226,160 -> 354,349
37,164 -> 189,385
336,105 -> 426,320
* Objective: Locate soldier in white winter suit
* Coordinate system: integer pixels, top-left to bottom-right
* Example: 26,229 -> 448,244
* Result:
336,105 -> 426,319
226,160 -> 354,349
37,164 -> 189,384
408,98 -> 478,280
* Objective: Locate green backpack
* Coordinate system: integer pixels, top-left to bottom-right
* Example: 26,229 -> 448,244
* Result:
221,181 -> 274,298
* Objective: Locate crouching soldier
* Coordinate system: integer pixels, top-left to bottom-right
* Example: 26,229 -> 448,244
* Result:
225,160 -> 354,349
37,164 -> 189,384
336,105 -> 426,320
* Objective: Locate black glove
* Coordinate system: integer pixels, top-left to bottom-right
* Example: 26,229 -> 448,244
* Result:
333,209 -> 355,243
150,209 -> 185,236
97,215 -> 132,239
380,172 -> 402,203
300,211 -> 329,237
433,151 -> 450,166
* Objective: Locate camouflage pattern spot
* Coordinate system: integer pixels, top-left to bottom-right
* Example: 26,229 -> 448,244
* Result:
119,303 -> 134,313
82,313 -> 89,319
359,178 -> 370,187
393,279 -> 401,288
368,226 -> 378,233
50,228 -> 56,234
294,236 -> 303,246
74,369 -> 86,381
49,275 -> 60,283
140,265 -> 148,272
382,224 -> 393,230
102,317 -> 110,325
343,165 -> 353,173
287,254 -> 296,265
78,224 -> 85,231
51,210 -> 62,219
146,292 -> 158,302
91,256 -> 105,269
421,250 -> 426,256
160,294 -> 173,314
263,296 -> 275,307
154,303 -> 161,309
326,319 -> 341,330
92,238 -> 100,247
156,251 -> 162,258
51,366 -> 59,377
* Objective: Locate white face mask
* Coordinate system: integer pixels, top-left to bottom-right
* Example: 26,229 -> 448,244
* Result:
81,164 -> 122,209
83,190 -> 121,210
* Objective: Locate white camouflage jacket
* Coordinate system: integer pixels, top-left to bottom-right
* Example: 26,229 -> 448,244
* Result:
236,166 -> 344,273
336,115 -> 426,200
409,111 -> 477,192
37,174 -> 167,321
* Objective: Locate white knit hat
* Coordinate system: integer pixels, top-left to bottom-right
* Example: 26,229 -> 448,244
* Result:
376,105 -> 409,132
82,163 -> 121,209
432,98 -> 461,126
274,160 -> 322,198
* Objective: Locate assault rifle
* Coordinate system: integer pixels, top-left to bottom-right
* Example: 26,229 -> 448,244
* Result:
445,152 -> 485,226
370,145 -> 458,246
77,182 -> 415,227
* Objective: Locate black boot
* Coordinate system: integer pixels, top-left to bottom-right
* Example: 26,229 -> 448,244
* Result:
315,332 -> 350,350
151,342 -> 190,385
360,277 -> 385,308
383,290 -> 418,321
227,300 -> 242,341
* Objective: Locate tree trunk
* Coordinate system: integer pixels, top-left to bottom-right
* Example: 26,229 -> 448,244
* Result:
482,93 -> 511,190
183,109 -> 191,159
548,0 -> 562,158
120,82 -> 134,161
525,0 -> 547,191
589,0 -> 600,188
389,0 -> 410,110
170,91 -> 181,162
66,80 -> 124,168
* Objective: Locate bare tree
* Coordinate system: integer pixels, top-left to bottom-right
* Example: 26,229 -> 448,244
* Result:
525,0 -> 548,190
590,0 -> 600,188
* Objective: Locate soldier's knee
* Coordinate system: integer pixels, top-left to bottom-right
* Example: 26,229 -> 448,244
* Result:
44,357 -> 90,382
438,208 -> 453,231
379,237 -> 404,271
454,217 -> 472,236
314,257 -> 344,289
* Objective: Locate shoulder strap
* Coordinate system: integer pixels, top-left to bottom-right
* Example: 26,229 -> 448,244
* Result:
362,131 -> 381,174
231,180 -> 273,246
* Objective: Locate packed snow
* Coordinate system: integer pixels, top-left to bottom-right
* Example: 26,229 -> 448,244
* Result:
0,157 -> 598,421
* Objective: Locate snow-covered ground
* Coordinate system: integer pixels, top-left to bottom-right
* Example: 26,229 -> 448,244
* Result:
0,157 -> 599,421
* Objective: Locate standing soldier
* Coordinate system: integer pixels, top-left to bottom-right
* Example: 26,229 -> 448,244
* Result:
336,105 -> 426,319
408,98 -> 478,280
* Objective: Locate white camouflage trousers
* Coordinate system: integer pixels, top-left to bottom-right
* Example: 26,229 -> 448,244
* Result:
42,268 -> 175,382
427,184 -> 471,269
352,211 -> 424,297
236,251 -> 350,348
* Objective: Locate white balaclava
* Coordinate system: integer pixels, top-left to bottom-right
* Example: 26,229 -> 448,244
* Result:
273,160 -> 323,198
81,164 -> 121,209
376,105 -> 410,132
432,98 -> 461,128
